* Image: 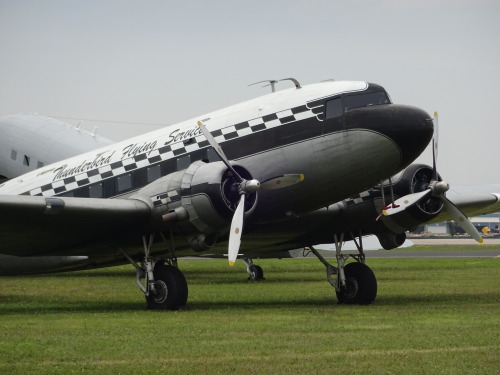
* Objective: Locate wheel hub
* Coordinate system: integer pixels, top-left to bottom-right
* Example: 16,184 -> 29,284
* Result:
152,280 -> 168,304
343,277 -> 359,299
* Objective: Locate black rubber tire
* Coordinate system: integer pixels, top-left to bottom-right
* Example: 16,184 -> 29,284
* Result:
248,265 -> 264,281
336,262 -> 377,305
146,264 -> 188,310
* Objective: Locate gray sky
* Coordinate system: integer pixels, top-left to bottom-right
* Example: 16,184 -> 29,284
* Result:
1,0 -> 499,186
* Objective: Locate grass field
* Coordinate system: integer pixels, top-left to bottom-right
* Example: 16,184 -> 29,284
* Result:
1,246 -> 499,374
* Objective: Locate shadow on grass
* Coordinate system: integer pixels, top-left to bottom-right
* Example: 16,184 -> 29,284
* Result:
0,295 -> 336,315
2,290 -> 498,315
0,296 -> 143,314
17,272 -> 324,285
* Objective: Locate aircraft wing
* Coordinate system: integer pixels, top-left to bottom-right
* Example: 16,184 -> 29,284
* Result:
0,195 -> 151,257
278,187 -> 500,252
427,192 -> 500,225
0,189 -> 498,259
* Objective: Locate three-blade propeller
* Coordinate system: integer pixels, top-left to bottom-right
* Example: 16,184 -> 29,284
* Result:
197,121 -> 305,265
383,112 -> 483,243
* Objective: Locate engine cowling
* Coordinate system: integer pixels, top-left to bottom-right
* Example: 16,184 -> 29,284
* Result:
373,164 -> 444,248
323,164 -> 444,250
131,161 -> 258,250
376,164 -> 444,234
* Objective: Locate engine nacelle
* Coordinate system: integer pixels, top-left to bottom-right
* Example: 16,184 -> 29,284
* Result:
132,161 -> 257,248
328,164 -> 444,249
377,164 -> 443,235
376,231 -> 407,250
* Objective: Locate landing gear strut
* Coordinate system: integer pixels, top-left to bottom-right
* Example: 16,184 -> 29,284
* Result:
308,232 -> 377,305
242,257 -> 265,281
121,233 -> 188,310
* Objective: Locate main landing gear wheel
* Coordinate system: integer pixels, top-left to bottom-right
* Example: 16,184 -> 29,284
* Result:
146,264 -> 188,310
248,264 -> 264,281
336,262 -> 377,305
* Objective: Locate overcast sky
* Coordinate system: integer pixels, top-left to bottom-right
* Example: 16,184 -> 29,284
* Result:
1,0 -> 499,186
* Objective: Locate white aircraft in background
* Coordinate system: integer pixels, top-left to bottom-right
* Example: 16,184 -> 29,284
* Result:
1,78 -> 499,310
0,113 -> 115,275
0,113 -> 113,181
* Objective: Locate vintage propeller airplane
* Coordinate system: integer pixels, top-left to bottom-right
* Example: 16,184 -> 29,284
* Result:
0,113 -> 113,182
1,78 -> 498,309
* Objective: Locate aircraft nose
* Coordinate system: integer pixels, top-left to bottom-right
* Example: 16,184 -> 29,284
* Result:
344,104 -> 434,168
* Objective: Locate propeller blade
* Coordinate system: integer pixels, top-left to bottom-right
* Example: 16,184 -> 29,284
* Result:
433,112 -> 439,162
382,189 -> 431,216
260,174 -> 305,190
439,195 -> 483,243
228,194 -> 246,266
197,121 -> 243,181
432,111 -> 439,181
432,138 -> 437,181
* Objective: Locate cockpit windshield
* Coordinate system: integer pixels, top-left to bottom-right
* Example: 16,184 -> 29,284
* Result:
343,91 -> 391,110
324,90 -> 392,120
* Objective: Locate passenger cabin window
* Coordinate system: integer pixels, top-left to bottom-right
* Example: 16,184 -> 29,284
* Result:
177,155 -> 191,170
89,183 -> 103,198
117,174 -> 132,192
147,165 -> 161,183
325,98 -> 343,119
343,91 -> 390,110
206,148 -> 219,162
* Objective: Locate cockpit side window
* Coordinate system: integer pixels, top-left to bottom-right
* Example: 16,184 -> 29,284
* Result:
343,91 -> 391,110
325,98 -> 343,120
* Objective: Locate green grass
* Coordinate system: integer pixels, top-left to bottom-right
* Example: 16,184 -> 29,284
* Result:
0,256 -> 499,374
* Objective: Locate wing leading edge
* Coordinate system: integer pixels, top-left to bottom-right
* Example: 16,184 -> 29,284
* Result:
427,192 -> 500,225
0,195 -> 151,256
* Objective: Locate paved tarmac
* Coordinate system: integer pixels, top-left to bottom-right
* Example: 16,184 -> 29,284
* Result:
357,238 -> 500,259
411,238 -> 500,245
309,238 -> 500,259
364,250 -> 500,258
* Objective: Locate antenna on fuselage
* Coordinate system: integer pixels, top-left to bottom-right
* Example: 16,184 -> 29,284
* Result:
279,78 -> 302,89
248,80 -> 278,93
248,77 -> 302,93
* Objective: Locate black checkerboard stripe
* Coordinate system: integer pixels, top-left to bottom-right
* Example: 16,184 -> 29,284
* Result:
151,189 -> 182,207
28,105 -> 317,197
344,191 -> 372,207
